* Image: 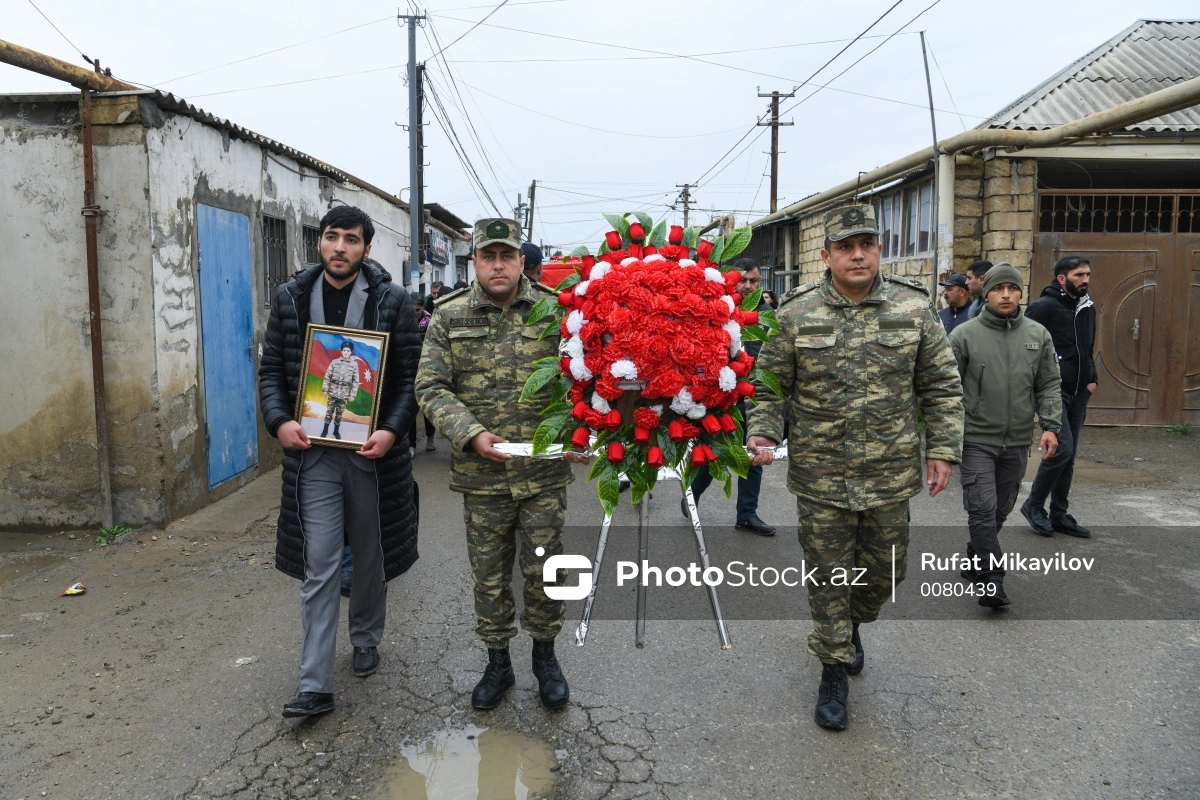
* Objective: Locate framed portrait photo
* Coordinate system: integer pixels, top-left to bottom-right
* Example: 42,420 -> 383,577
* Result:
296,324 -> 390,450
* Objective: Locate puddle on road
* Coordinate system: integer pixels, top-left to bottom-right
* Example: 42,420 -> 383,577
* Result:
374,725 -> 558,800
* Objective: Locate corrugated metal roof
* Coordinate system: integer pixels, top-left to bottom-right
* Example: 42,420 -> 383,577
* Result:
982,19 -> 1200,132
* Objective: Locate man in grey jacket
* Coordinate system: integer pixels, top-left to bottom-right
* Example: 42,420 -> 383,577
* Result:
948,263 -> 1062,607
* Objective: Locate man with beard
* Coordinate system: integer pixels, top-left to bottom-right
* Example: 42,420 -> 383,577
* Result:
259,205 -> 422,718
1021,255 -> 1098,538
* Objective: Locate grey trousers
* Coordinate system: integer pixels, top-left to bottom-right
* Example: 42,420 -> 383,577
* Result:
297,447 -> 386,693
960,442 -> 1029,580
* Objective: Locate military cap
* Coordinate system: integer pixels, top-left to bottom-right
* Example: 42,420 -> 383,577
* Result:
824,204 -> 878,241
473,218 -> 523,250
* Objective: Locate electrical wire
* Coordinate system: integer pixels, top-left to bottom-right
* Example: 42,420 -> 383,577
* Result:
428,0 -> 512,61
746,154 -> 771,226
24,0 -> 87,61
924,34 -> 969,132
425,76 -> 504,214
435,0 -> 567,10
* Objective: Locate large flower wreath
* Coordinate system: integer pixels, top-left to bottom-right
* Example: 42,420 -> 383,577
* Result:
520,212 -> 783,515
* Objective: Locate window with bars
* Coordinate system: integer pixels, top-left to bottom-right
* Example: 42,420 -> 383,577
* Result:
1038,193 -> 1177,234
871,178 -> 933,260
302,224 -> 321,266
262,215 -> 288,305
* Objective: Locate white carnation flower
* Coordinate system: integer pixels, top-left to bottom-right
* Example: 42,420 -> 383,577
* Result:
721,296 -> 735,311
610,359 -> 638,380
704,267 -> 725,284
678,258 -> 696,267
575,280 -> 589,296
570,356 -> 593,381
564,335 -> 584,359
566,309 -> 586,336
724,320 -> 742,356
718,366 -> 737,392
590,262 -> 610,282
686,403 -> 707,420
649,404 -> 663,415
644,254 -> 666,263
591,393 -> 611,413
670,387 -> 694,415
620,257 -> 639,267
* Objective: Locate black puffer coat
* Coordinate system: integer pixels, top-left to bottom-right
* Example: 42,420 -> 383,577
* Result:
259,260 -> 421,581
1025,283 -> 1097,397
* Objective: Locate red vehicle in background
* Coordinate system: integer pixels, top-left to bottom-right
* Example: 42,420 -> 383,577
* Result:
540,256 -> 582,291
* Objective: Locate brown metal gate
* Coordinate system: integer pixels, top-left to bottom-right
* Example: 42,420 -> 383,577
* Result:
1035,191 -> 1200,426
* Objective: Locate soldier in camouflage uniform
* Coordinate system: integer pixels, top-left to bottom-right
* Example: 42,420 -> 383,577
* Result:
416,218 -> 582,711
746,204 -> 964,731
321,342 -> 360,438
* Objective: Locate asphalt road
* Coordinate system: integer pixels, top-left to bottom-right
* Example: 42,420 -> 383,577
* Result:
1,428 -> 1197,799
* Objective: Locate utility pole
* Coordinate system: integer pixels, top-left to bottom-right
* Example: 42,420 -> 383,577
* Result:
919,31 -> 941,298
756,88 -> 795,214
675,183 -> 692,227
526,179 -> 537,242
513,192 -> 528,228
399,11 -> 425,288
414,62 -> 425,262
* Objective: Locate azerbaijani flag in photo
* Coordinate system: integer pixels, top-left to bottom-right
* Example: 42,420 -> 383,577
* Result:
304,332 -> 382,415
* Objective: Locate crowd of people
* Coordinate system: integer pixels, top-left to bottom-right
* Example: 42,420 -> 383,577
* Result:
257,203 -> 1096,734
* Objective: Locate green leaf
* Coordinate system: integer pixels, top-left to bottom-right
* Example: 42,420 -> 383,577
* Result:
603,213 -> 630,242
550,376 -> 571,404
533,356 -> 561,367
598,468 -> 621,516
628,462 -> 650,506
538,321 -> 559,340
721,475 -> 733,498
729,404 -> 744,424
527,296 -> 558,326
710,235 -> 727,265
758,308 -> 779,335
683,226 -> 699,249
532,417 -> 562,454
598,240 -> 610,256
520,366 -> 561,402
539,400 -> 572,417
722,226 -> 753,261
741,324 -> 769,342
723,439 -> 750,479
751,366 -> 784,400
569,245 -> 591,257
740,288 -> 763,311
633,211 -> 654,233
647,219 -> 667,247
554,272 -> 581,292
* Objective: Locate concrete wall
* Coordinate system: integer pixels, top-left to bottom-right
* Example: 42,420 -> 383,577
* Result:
979,156 -> 1038,290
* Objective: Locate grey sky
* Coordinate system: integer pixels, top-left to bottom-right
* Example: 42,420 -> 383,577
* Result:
5,0 -> 1196,253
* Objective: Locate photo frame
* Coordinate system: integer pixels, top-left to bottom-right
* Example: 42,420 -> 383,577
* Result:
296,324 -> 390,450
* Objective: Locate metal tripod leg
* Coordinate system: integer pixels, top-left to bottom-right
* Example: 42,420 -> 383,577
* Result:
575,512 -> 613,646
683,486 -> 732,649
635,495 -> 649,649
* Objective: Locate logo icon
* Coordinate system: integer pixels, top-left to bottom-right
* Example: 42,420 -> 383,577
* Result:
841,207 -> 864,228
538,547 -> 593,601
485,220 -> 510,240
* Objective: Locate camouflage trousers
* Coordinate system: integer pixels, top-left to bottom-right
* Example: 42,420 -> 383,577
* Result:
463,488 -> 567,648
796,497 -> 909,665
323,397 -> 347,426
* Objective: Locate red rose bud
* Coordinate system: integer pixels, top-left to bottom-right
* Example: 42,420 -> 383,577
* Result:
646,446 -> 664,469
742,311 -> 759,325
560,356 -> 572,375
703,445 -> 718,462
736,381 -> 756,398
738,350 -> 755,366
719,414 -> 738,434
690,447 -> 710,467
602,410 -> 622,431
696,240 -> 714,259
700,415 -> 722,435
644,245 -> 657,256
605,231 -> 622,250
607,442 -> 625,462
628,243 -> 643,259
634,426 -> 651,445
668,419 -> 686,442
731,292 -> 742,306
571,427 -> 591,450
571,401 -> 589,421
724,271 -> 742,290
582,254 -> 595,269
669,225 -> 684,245
628,222 -> 645,243
729,359 -> 751,378
558,291 -> 574,307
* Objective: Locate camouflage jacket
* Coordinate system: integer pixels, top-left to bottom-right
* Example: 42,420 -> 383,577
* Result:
746,269 -> 964,511
416,276 -> 574,497
322,356 -> 360,401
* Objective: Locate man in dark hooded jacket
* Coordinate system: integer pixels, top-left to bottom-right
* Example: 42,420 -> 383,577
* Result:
259,205 -> 422,718
1021,255 -> 1097,539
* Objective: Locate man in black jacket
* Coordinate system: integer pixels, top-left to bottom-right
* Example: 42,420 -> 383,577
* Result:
1021,255 -> 1097,538
259,206 -> 422,718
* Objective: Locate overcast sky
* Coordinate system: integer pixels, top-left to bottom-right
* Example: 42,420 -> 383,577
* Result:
4,0 -> 1196,252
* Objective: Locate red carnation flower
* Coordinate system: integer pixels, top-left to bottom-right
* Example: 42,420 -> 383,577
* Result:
634,426 -> 651,445
724,271 -> 742,290
584,409 -> 604,429
700,415 -> 722,435
696,240 -> 714,259
569,384 -> 585,403
605,231 -> 622,250
729,359 -> 751,378
571,427 -> 591,450
679,421 -> 700,440
607,442 -> 625,462
571,401 -> 589,421
644,244 -> 657,256
633,407 -> 661,429
628,222 -> 645,243
731,292 -> 742,306
719,414 -> 738,434
669,225 -> 684,245
647,446 -> 664,469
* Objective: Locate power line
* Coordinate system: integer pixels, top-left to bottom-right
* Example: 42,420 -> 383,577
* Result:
428,0 -> 512,61
436,0 -> 568,10
424,76 -> 503,215
25,0 -> 86,60
155,16 -> 392,85
924,34 -> 969,132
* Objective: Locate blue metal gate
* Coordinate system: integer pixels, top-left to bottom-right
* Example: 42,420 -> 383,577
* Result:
197,204 -> 258,488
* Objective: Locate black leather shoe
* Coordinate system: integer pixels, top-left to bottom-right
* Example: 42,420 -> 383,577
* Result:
340,572 -> 352,598
978,579 -> 1011,608
847,624 -> 864,676
735,515 -> 776,536
1020,500 -> 1054,536
815,662 -> 849,730
282,692 -> 334,718
1051,514 -> 1091,538
353,646 -> 379,677
472,648 -> 515,710
532,639 -> 570,710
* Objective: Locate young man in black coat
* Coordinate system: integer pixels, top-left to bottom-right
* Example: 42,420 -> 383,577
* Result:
1021,255 -> 1097,539
259,206 -> 422,718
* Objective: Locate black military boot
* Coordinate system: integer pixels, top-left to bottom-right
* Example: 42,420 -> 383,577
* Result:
978,577 -> 1011,608
321,422 -> 330,437
532,639 -> 570,710
847,623 -> 864,676
815,662 -> 849,730
471,647 -> 514,710
332,423 -> 342,440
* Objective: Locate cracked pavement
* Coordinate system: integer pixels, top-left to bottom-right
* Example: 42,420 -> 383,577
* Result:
1,427 -> 1198,798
